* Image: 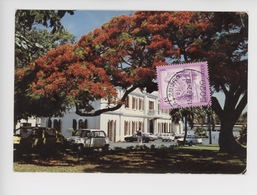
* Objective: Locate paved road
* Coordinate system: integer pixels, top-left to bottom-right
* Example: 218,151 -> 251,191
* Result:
109,139 -> 177,149
109,131 -> 240,149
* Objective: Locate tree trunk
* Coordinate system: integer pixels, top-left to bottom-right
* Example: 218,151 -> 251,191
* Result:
183,114 -> 188,146
219,118 -> 246,156
208,115 -> 212,144
211,92 -> 247,157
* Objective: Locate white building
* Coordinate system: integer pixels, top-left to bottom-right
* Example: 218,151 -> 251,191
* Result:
15,117 -> 41,129
40,88 -> 183,142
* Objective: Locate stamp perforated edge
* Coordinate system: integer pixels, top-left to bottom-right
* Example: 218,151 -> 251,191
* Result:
156,61 -> 212,109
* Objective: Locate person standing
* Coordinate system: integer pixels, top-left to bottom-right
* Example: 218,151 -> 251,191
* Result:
137,128 -> 143,145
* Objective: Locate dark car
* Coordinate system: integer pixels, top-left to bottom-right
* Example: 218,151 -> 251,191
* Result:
13,126 -> 66,155
124,133 -> 151,143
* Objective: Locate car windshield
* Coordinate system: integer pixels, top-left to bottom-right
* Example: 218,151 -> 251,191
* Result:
74,130 -> 89,137
74,130 -> 106,138
92,131 -> 106,138
16,127 -> 34,138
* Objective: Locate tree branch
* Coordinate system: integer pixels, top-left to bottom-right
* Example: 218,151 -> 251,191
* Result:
234,92 -> 247,122
220,83 -> 229,96
120,56 -> 132,67
234,85 -> 244,102
75,85 -> 139,117
211,96 -> 223,119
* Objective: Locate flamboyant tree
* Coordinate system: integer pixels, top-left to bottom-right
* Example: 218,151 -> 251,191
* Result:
16,12 -> 209,116
205,12 -> 248,155
15,11 -> 247,155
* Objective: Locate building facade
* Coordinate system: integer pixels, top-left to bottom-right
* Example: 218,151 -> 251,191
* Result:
40,88 -> 183,142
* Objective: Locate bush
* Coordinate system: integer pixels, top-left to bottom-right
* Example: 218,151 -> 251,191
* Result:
125,146 -> 135,150
195,126 -> 208,138
113,147 -> 124,151
238,125 -> 247,145
158,145 -> 168,149
150,145 -> 155,150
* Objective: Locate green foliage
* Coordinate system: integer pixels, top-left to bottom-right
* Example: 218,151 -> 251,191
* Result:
194,126 -> 208,138
15,28 -> 76,68
125,146 -> 135,150
113,147 -> 124,151
150,144 -> 156,150
15,10 -> 74,33
15,10 -> 75,68
238,125 -> 247,145
135,37 -> 147,44
14,10 -> 76,122
237,112 -> 247,125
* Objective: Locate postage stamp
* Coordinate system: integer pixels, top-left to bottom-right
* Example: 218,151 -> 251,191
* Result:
156,62 -> 211,109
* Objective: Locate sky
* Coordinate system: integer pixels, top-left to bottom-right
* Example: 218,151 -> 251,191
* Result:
61,10 -> 132,41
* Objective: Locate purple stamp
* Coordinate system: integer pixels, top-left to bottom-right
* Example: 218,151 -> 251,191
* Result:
156,62 -> 211,109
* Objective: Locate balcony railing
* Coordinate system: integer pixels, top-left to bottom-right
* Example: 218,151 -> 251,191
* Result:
148,109 -> 157,116
148,109 -> 170,116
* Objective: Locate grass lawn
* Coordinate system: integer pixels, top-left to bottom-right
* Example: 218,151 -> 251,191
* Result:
13,145 -> 246,174
180,144 -> 220,150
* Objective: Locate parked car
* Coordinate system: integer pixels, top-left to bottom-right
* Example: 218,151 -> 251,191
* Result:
174,133 -> 185,139
13,126 -> 66,155
66,129 -> 110,153
161,133 -> 175,142
144,133 -> 158,141
124,133 -> 151,143
176,134 -> 202,146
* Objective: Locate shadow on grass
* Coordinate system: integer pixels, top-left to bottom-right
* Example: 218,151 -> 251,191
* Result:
14,147 -> 246,174
82,148 -> 246,174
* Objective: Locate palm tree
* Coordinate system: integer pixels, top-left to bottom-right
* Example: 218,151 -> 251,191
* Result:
170,107 -> 197,145
205,106 -> 216,144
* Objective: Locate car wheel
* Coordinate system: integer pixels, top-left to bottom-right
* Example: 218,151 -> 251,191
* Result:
102,145 -> 109,151
54,144 -> 63,155
77,145 -> 84,157
189,142 -> 193,146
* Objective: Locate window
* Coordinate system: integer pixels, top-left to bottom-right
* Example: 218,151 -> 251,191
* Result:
132,97 -> 144,110
132,97 -> 137,110
83,119 -> 88,129
53,119 -> 61,132
79,119 -> 84,129
47,119 -> 52,128
124,121 -> 129,135
149,100 -> 154,110
108,120 -> 116,142
132,121 -> 136,134
125,96 -> 129,108
139,98 -> 144,110
72,119 -> 77,130
78,119 -> 88,129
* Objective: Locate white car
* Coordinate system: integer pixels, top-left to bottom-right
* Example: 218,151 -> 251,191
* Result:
144,133 -> 158,141
161,133 -> 175,142
177,134 -> 202,146
67,129 -> 110,153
